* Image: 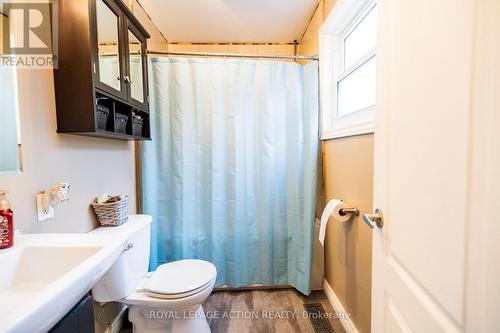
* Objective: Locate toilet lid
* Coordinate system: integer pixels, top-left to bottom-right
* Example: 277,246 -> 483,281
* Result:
144,259 -> 217,295
145,277 -> 216,300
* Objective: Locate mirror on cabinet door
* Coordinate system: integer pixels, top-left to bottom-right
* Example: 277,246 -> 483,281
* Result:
128,29 -> 144,103
0,11 -> 22,176
96,0 -> 123,94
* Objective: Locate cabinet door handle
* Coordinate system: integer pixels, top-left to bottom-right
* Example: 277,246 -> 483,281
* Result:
124,76 -> 132,84
362,208 -> 384,229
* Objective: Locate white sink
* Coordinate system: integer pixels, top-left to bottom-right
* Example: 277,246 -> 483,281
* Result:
0,245 -> 103,315
0,214 -> 153,333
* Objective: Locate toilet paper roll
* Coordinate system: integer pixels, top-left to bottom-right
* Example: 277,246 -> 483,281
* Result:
319,199 -> 353,246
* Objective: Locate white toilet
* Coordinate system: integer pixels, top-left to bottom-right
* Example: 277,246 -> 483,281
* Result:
91,217 -> 217,333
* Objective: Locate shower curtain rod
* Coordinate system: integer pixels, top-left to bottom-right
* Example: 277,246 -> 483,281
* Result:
145,50 -> 319,61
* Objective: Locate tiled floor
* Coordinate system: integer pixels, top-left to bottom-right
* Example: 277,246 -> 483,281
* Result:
120,289 -> 347,333
203,289 -> 347,333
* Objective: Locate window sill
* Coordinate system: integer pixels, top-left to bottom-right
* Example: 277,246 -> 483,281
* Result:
320,123 -> 374,140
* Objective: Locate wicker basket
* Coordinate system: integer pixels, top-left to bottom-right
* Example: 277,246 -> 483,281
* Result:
91,196 -> 129,226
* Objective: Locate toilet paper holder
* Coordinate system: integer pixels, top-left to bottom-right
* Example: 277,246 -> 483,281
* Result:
338,207 -> 360,217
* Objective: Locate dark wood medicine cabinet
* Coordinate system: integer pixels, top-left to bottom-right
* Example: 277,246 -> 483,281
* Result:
54,0 -> 151,141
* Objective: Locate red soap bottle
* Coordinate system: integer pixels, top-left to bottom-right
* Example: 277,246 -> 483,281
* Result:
0,191 -> 13,250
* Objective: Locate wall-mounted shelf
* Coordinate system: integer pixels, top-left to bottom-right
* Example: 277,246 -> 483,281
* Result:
54,0 -> 151,141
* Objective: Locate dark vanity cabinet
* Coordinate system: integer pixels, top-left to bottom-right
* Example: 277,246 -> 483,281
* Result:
49,295 -> 95,333
54,0 -> 151,140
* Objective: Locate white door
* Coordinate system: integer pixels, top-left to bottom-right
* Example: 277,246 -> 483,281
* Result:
369,0 -> 500,332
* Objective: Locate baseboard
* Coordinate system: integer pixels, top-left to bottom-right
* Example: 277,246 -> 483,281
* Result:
323,279 -> 359,333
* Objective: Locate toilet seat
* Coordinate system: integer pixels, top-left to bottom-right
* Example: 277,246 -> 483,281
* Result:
144,260 -> 217,300
145,277 -> 216,299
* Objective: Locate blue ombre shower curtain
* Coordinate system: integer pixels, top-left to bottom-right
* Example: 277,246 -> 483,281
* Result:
141,57 -> 318,294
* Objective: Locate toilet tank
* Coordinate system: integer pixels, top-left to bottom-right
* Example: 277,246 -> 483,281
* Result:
92,220 -> 151,302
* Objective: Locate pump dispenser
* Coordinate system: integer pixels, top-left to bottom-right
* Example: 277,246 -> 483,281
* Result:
0,191 -> 13,249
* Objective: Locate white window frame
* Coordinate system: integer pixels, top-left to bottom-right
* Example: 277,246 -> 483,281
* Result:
319,0 -> 377,140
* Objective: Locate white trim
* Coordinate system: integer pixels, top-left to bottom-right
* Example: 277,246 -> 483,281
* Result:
321,121 -> 374,140
341,0 -> 378,41
323,279 -> 359,333
337,50 -> 376,82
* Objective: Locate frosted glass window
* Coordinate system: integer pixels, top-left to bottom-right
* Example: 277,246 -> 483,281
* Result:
319,0 -> 377,139
344,5 -> 377,70
337,56 -> 376,117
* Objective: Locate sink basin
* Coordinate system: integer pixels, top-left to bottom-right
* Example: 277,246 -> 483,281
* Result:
0,215 -> 153,333
0,246 -> 102,315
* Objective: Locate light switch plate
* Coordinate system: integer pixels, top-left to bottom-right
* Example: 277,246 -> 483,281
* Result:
37,194 -> 54,222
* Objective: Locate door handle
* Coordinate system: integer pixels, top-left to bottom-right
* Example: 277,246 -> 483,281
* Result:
124,76 -> 132,84
363,208 -> 384,229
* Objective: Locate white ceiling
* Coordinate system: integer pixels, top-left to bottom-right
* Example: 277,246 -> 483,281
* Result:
138,0 -> 320,42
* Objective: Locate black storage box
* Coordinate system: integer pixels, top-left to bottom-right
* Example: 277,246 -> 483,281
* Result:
96,104 -> 110,131
132,117 -> 144,137
115,113 -> 129,134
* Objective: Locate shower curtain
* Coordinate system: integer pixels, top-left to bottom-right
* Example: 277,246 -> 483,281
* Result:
141,57 -> 318,294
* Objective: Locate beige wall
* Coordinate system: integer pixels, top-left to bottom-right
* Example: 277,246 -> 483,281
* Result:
299,1 -> 374,332
0,1 -> 166,234
323,136 -> 373,333
165,42 -> 296,60
299,0 -> 336,57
